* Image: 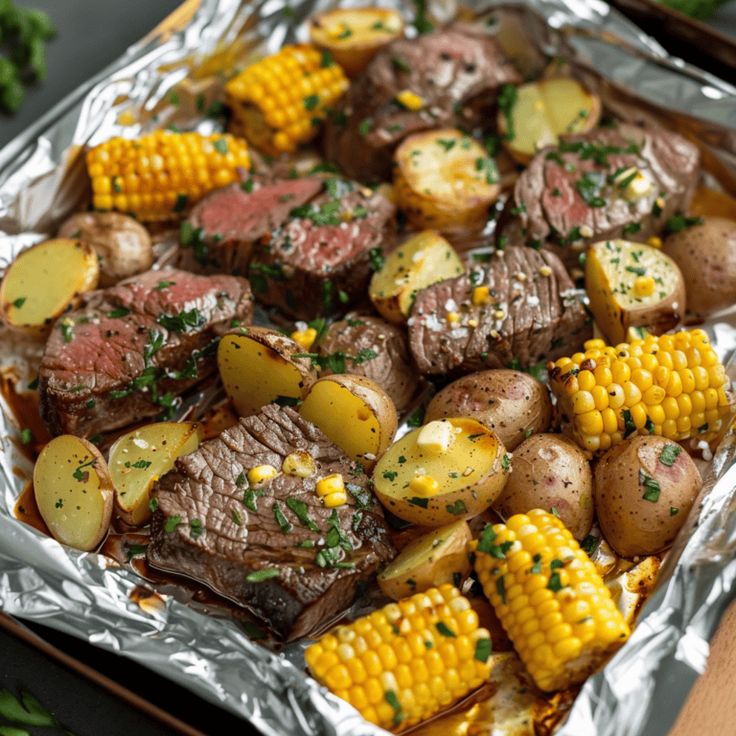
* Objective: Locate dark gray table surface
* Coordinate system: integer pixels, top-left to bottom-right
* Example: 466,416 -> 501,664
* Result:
0,0 -> 181,148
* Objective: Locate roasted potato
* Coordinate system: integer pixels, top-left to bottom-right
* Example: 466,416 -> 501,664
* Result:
498,78 -> 600,164
317,313 -> 418,410
33,435 -> 113,551
425,370 -> 552,451
299,374 -> 397,466
594,435 -> 701,557
58,212 -> 153,287
0,238 -> 99,332
493,434 -> 593,540
394,129 -> 500,236
217,327 -> 318,417
109,421 -> 202,526
585,240 -> 685,345
373,418 -> 508,526
369,230 -> 464,324
377,520 -> 472,600
662,217 -> 736,316
309,7 -> 404,77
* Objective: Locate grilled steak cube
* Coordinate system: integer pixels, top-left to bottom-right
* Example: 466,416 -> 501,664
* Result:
408,246 -> 590,374
179,176 -> 323,275
323,25 -> 520,182
40,269 -> 252,438
147,404 -> 394,640
501,124 -> 700,268
248,179 -> 395,320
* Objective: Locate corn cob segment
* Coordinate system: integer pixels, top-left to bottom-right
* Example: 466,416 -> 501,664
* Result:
225,44 -> 349,155
305,584 -> 492,731
86,130 -> 250,221
548,330 -> 732,453
472,510 -> 629,692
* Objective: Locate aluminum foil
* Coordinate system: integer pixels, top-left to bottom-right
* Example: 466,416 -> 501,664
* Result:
1,1 -> 735,735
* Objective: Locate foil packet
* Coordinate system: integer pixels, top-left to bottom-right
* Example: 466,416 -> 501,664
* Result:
1,2 -> 735,736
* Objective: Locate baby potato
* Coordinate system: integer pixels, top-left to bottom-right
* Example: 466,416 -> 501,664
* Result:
377,520 -> 472,600
110,421 -> 202,526
499,77 -> 600,164
594,435 -> 701,557
217,326 -> 318,417
373,418 -> 508,526
33,435 -> 113,551
309,7 -> 404,77
0,238 -> 99,332
299,374 -> 397,467
425,369 -> 552,451
662,217 -> 736,316
58,212 -> 153,287
586,240 -> 685,345
394,129 -> 500,237
369,230 -> 464,324
493,434 -> 594,540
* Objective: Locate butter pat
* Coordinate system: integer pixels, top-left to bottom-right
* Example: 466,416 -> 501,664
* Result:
417,420 -> 456,455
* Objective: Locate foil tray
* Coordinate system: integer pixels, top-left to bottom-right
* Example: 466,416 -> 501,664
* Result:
0,2 -> 735,736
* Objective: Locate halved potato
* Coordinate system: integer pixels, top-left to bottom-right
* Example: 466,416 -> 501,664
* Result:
498,78 -> 601,164
394,129 -> 500,236
378,520 -> 472,600
373,418 -> 508,526
299,374 -> 397,466
309,7 -> 404,77
585,240 -> 685,345
33,435 -> 113,551
369,230 -> 464,324
0,238 -> 99,332
109,421 -> 202,526
217,326 -> 318,417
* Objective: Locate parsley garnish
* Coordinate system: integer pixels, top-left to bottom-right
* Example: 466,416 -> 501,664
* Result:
245,568 -> 280,583
164,515 -> 182,533
640,471 -> 661,502
659,444 -> 682,467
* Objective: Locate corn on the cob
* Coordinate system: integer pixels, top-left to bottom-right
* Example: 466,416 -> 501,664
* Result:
86,130 -> 251,221
548,330 -> 732,453
305,585 -> 492,731
225,44 -> 349,155
472,510 -> 629,692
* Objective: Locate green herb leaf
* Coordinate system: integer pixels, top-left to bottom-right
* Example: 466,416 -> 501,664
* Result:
445,500 -> 467,516
0,688 -> 58,727
273,502 -> 292,533
245,568 -> 280,583
190,518 -> 203,538
385,690 -> 404,727
474,638 -> 492,662
640,470 -> 661,502
286,497 -> 319,532
659,443 -> 682,467
547,572 -> 564,592
164,515 -> 182,533
435,622 -> 456,637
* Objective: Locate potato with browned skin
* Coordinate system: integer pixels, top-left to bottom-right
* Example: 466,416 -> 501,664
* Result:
493,434 -> 594,540
425,369 -> 552,451
594,435 -> 701,557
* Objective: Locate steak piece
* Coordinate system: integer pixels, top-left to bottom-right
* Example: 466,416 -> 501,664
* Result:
249,178 -> 395,320
501,124 -> 700,269
40,269 -> 252,438
408,246 -> 590,375
179,176 -> 323,275
318,313 -> 418,411
323,24 -> 520,182
147,404 -> 394,640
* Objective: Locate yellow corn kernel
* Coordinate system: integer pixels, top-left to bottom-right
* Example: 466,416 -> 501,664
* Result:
290,327 -> 318,351
395,89 -> 424,111
316,473 -> 345,498
472,286 -> 490,306
86,130 -> 250,221
446,311 -> 460,324
633,275 -> 655,297
282,450 -> 316,478
248,464 -> 279,485
409,474 -> 440,498
324,490 -> 348,508
305,585 -> 492,731
647,236 -> 663,248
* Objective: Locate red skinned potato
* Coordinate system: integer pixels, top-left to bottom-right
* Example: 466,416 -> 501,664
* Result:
493,433 -> 593,540
594,435 -> 701,557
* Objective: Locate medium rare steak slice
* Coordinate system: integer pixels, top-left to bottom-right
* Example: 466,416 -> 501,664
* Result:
323,24 -> 520,181
408,246 -> 590,375
501,124 -> 700,268
147,404 -> 394,640
40,269 -> 252,438
179,176 -> 323,275
249,178 -> 395,319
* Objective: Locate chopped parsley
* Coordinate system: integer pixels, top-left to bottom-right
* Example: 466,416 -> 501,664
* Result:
72,458 -> 95,482
245,568 -> 280,583
157,308 -> 205,333
659,443 -> 682,467
273,502 -> 292,533
664,214 -> 703,235
640,471 -> 661,502
498,84 -> 517,141
445,500 -> 467,516
124,459 -> 151,470
189,518 -> 203,538
286,497 -> 319,532
580,534 -> 601,556
19,428 -> 32,445
474,638 -> 492,662
12,296 -> 26,308
435,622 -> 456,637
385,690 -> 404,727
164,515 -> 182,533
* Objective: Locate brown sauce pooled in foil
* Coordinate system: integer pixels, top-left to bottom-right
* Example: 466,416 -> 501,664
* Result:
0,370 -> 50,461
13,482 -> 49,536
